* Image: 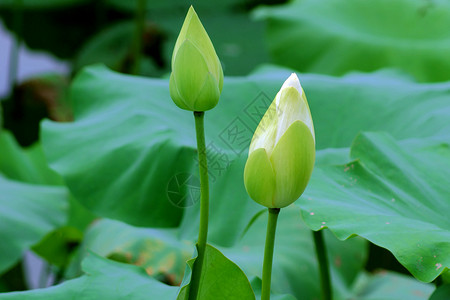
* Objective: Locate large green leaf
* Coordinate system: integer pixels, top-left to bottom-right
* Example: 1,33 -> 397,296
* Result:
41,64 -> 264,231
300,132 -> 450,282
350,271 -> 434,300
41,66 -> 450,228
41,66 -> 196,228
6,201 -> 430,299
0,131 -> 91,271
0,242 -> 255,300
41,65 -> 450,287
0,176 -> 67,274
66,219 -> 192,285
177,244 -> 255,300
255,0 -> 450,82
62,206 -> 372,300
66,208 -> 360,299
0,131 -> 62,185
0,254 -> 178,300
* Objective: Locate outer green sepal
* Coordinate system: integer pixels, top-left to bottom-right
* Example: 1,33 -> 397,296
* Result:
244,148 -> 276,208
169,6 -> 223,112
270,120 -> 315,207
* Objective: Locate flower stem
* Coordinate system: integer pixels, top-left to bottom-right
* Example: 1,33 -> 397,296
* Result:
313,230 -> 332,300
188,111 -> 210,300
261,208 -> 280,300
132,0 -> 146,75
8,0 -> 23,92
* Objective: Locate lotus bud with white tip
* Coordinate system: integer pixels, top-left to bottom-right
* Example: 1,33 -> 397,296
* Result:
244,73 -> 315,208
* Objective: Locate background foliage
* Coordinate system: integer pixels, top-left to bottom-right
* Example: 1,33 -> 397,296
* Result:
0,0 -> 449,299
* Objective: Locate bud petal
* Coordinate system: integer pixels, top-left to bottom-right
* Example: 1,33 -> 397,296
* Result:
270,120 -> 315,207
170,40 -> 211,110
244,148 -> 276,207
169,6 -> 223,111
194,73 -> 221,111
249,100 -> 278,156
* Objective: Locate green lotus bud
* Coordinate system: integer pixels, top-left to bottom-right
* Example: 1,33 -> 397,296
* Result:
244,73 -> 315,208
169,6 -> 224,112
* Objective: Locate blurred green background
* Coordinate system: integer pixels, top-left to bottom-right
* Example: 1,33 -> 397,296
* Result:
1,0 -> 449,299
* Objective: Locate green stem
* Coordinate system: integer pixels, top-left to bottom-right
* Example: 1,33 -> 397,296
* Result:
261,208 -> 280,300
313,230 -> 332,300
8,0 -> 23,92
132,0 -> 146,75
188,111 -> 210,300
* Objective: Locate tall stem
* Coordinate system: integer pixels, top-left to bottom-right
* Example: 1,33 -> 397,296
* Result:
8,0 -> 23,92
313,230 -> 332,300
188,111 -> 210,300
132,0 -> 146,75
261,208 -> 280,300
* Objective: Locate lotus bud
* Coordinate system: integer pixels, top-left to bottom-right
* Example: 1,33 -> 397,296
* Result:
169,6 -> 224,112
244,73 -> 315,208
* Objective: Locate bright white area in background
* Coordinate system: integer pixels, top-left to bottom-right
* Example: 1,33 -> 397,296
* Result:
0,20 -> 70,98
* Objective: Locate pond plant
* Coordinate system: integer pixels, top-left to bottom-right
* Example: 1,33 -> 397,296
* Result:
0,1 -> 449,300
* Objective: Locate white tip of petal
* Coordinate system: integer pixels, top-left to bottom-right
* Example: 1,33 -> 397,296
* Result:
281,73 -> 302,96
275,73 -> 303,107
